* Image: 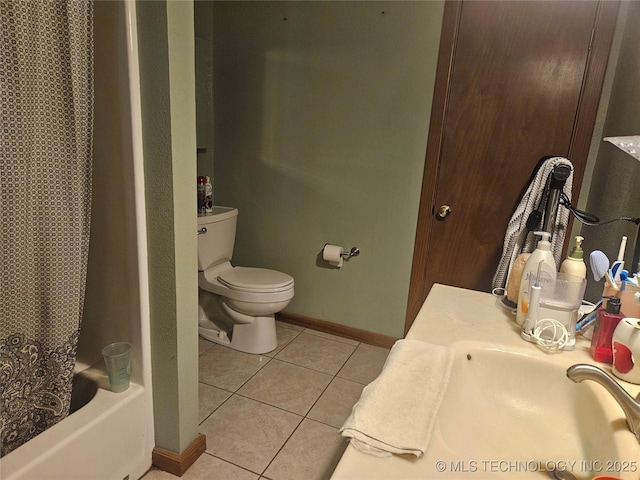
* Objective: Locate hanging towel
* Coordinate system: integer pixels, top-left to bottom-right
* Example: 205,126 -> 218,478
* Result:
339,339 -> 454,457
492,157 -> 573,292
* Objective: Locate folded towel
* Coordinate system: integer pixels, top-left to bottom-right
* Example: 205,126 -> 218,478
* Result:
339,339 -> 454,457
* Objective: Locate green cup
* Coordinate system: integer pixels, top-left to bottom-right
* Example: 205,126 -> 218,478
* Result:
102,342 -> 131,393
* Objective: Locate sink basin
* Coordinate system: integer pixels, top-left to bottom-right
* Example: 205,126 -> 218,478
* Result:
334,344 -> 634,479
433,346 -> 623,477
331,285 -> 640,480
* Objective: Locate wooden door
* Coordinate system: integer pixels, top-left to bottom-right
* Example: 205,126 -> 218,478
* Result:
406,1 -> 619,333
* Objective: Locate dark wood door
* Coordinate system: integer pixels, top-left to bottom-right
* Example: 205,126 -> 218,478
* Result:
406,1 -> 619,332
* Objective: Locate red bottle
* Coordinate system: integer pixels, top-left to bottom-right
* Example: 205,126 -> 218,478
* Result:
590,296 -> 625,363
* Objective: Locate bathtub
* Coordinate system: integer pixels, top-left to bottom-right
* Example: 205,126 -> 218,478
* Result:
0,364 -> 150,480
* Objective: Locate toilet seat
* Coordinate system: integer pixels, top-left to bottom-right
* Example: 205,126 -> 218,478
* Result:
218,267 -> 294,294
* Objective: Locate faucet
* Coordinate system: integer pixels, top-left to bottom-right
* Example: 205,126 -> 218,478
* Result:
567,363 -> 640,442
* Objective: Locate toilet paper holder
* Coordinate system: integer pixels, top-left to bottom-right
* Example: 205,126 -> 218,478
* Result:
343,247 -> 360,258
324,244 -> 360,259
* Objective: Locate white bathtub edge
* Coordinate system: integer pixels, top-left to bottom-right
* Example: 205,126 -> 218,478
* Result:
0,385 -> 148,480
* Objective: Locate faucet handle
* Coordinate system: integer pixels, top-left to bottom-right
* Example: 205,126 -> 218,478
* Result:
567,363 -> 640,443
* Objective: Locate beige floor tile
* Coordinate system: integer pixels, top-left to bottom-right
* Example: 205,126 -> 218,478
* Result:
199,345 -> 271,392
337,343 -> 390,385
238,359 -> 332,415
199,382 -> 232,423
199,337 -> 215,355
142,452 -> 258,480
275,333 -> 356,375
307,377 -> 364,428
263,419 -> 349,480
264,322 -> 303,357
199,395 -> 302,474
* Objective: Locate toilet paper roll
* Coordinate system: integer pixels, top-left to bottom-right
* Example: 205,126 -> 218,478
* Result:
323,244 -> 344,268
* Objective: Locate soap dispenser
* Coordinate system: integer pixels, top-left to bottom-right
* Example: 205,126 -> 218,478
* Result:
590,296 -> 625,364
516,231 -> 557,326
560,235 -> 586,279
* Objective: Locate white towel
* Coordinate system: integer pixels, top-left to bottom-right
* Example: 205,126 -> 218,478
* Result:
339,339 -> 454,457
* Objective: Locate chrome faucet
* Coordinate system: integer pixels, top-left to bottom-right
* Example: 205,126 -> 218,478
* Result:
567,363 -> 640,442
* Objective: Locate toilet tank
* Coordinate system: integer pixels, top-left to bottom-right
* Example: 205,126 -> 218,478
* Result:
197,206 -> 238,271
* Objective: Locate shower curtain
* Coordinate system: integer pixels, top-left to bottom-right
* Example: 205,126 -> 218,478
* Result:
0,0 -> 93,456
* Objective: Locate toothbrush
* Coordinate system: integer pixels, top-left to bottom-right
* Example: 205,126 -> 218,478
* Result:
620,270 -> 629,292
576,308 -> 599,332
576,298 -> 603,331
605,269 -> 619,290
611,236 -> 628,282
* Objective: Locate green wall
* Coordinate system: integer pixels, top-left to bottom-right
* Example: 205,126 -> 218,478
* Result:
579,1 -> 640,302
210,1 -> 444,338
137,0 -> 199,455
195,0 -> 214,180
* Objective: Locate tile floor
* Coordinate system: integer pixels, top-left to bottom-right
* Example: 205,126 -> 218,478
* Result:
143,321 -> 391,480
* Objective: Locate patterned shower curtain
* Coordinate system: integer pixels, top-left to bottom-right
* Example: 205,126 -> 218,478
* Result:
0,0 -> 93,456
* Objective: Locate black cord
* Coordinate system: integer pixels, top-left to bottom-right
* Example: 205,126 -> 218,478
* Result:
560,192 -> 640,227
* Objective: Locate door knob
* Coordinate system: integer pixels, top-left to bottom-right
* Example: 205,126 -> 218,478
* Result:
436,204 -> 452,219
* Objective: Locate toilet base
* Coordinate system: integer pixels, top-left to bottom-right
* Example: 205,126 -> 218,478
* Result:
199,315 -> 277,355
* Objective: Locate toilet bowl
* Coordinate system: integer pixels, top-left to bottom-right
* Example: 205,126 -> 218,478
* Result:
197,207 -> 294,354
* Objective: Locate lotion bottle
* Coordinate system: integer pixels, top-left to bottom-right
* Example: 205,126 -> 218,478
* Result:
560,235 -> 586,279
516,231 -> 557,326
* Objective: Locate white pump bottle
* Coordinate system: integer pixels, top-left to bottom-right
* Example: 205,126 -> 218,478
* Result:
560,235 -> 587,278
516,231 -> 557,326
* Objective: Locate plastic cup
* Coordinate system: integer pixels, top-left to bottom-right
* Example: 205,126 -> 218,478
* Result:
102,342 -> 131,393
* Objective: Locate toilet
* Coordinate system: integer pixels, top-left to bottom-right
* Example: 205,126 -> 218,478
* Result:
197,206 -> 294,354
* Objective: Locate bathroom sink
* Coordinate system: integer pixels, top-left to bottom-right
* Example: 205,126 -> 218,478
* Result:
432,345 -> 623,477
331,285 -> 640,480
334,344 -> 636,480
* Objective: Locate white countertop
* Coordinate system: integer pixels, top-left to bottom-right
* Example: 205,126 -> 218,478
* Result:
331,284 -> 640,480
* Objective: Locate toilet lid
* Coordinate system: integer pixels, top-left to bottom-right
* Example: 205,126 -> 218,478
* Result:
218,267 -> 294,293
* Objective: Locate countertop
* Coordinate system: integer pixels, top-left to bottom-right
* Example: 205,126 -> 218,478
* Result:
330,284 -> 640,480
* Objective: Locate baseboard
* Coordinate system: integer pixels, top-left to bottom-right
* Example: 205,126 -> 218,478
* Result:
276,312 -> 399,349
152,433 -> 206,477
